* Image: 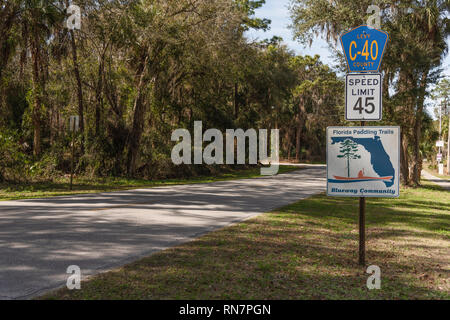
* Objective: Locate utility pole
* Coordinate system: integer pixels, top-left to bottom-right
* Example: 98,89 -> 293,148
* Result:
70,127 -> 74,191
446,97 -> 449,175
438,101 -> 442,174
439,101 -> 442,156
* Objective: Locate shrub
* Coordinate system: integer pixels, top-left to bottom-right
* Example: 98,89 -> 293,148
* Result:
0,130 -> 30,183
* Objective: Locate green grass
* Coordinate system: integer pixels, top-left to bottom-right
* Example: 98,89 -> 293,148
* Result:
0,165 -> 300,201
40,181 -> 449,300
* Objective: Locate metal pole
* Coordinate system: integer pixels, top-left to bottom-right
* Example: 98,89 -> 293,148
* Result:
359,196 -> 366,266
446,97 -> 449,175
359,121 -> 366,266
439,102 -> 442,161
70,123 -> 74,191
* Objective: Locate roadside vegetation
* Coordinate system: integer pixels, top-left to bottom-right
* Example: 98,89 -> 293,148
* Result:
2,1 -> 447,188
41,181 -> 449,300
0,0 -> 342,187
0,165 -> 301,201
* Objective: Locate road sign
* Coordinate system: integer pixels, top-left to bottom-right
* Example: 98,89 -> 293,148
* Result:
327,126 -> 400,198
340,25 -> 389,73
436,141 -> 444,147
346,73 -> 382,121
437,153 -> 443,162
69,115 -> 79,132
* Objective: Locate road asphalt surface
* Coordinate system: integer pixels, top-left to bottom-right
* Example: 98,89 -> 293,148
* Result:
0,165 -> 326,299
422,170 -> 450,190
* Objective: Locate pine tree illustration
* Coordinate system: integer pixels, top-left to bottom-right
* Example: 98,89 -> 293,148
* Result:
337,139 -> 361,177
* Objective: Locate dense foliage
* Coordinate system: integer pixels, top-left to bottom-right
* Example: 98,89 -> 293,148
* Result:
1,1 -> 447,186
290,0 -> 449,185
0,0 -> 344,182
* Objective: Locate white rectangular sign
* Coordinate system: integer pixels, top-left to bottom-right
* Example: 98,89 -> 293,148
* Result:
69,115 -> 79,132
327,126 -> 400,198
346,74 -> 382,121
436,141 -> 444,147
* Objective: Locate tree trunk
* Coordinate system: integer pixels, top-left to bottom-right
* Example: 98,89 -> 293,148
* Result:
31,36 -> 41,157
411,70 -> 429,186
95,53 -> 105,135
295,100 -> 305,162
69,29 -> 84,151
234,82 -> 239,120
400,132 -> 410,186
397,68 -> 415,186
295,115 -> 303,162
284,128 -> 292,160
347,155 -> 350,178
127,54 -> 150,176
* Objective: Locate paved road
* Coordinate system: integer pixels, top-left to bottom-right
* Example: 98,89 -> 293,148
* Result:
422,170 -> 450,190
0,166 -> 326,299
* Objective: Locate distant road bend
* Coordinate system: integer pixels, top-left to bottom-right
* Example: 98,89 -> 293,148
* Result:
0,165 -> 326,299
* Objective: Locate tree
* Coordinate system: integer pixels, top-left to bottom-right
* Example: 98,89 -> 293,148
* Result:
0,0 -> 347,182
337,139 -> 361,177
18,0 -> 64,156
289,0 -> 449,185
290,55 -> 343,161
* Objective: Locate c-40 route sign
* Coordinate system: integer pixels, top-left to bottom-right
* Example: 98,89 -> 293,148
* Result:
327,126 -> 400,198
346,73 -> 382,121
340,25 -> 389,73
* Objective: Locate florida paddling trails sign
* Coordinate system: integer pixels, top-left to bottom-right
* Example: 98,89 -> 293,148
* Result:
327,126 -> 400,198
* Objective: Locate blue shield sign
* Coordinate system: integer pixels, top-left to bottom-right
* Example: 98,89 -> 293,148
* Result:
340,25 -> 389,73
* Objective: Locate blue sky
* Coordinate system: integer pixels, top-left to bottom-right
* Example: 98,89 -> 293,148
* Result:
245,0 -> 450,78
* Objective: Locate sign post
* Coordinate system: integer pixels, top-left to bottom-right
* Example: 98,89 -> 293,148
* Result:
358,120 -> 366,266
69,115 -> 79,191
333,25 -> 391,266
359,192 -> 366,265
359,121 -> 366,266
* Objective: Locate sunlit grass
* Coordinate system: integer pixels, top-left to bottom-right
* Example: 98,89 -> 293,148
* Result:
40,181 -> 449,300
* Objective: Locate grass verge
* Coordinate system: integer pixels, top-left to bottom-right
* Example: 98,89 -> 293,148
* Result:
40,181 -> 449,300
0,165 -> 300,201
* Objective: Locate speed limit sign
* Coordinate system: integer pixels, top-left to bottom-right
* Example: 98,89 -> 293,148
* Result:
345,73 -> 382,121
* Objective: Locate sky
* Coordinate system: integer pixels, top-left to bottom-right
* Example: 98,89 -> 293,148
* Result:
245,0 -> 450,79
